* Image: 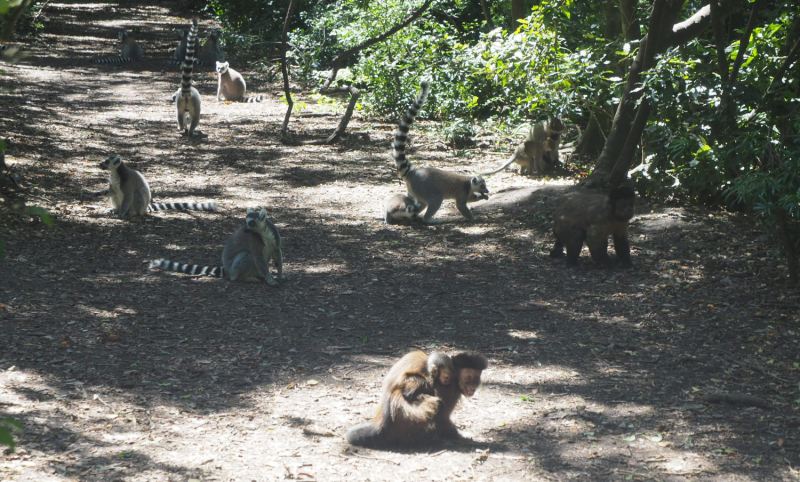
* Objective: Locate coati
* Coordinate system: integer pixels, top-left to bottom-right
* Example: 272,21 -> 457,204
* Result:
149,208 -> 288,285
345,350 -> 488,448
92,30 -> 143,64
91,154 -> 217,218
198,28 -> 225,65
393,82 -> 489,224
215,61 -> 263,103
482,116 -> 566,175
384,194 -> 422,224
550,186 -> 636,268
174,17 -> 201,136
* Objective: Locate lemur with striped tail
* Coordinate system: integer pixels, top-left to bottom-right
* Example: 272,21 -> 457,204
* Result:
92,30 -> 143,64
174,17 -> 201,136
393,82 -> 489,224
149,209 -> 288,286
91,154 -> 217,218
215,62 -> 263,103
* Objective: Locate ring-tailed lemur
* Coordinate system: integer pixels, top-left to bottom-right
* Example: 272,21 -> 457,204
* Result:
149,209 -> 288,285
174,17 -> 201,136
198,28 -> 224,65
393,82 -> 489,224
384,194 -> 421,224
91,154 -> 217,218
215,61 -> 263,103
92,30 -> 143,64
166,27 -> 200,66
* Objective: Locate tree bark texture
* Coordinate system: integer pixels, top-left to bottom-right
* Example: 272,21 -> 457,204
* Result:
510,0 -> 528,31
585,1 -> 738,188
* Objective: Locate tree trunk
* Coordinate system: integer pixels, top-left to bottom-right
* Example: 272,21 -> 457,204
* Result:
511,0 -> 527,31
279,0 -> 299,142
776,209 -> 798,284
574,0 -> 637,157
479,0 -> 494,30
583,1 -> 739,188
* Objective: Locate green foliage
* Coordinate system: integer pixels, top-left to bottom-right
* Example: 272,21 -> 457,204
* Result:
0,418 -> 23,452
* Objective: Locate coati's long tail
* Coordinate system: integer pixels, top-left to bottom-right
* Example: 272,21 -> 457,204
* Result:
392,81 -> 430,179
148,259 -> 224,277
147,202 -> 217,213
180,17 -> 199,98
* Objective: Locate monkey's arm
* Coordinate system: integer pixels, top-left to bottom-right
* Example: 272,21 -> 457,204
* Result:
388,390 -> 441,424
399,373 -> 433,402
273,246 -> 288,280
93,187 -> 111,197
455,200 -> 475,221
117,194 -> 133,218
252,246 -> 278,285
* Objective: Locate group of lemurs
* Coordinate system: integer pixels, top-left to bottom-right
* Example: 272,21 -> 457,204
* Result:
79,18 -> 637,448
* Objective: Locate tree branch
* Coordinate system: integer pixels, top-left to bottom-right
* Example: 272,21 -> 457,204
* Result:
321,0 -> 434,89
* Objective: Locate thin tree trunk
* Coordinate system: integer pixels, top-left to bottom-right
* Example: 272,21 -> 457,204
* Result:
303,86 -> 360,145
510,0 -> 527,31
776,209 -> 799,284
479,0 -> 494,30
279,0 -> 298,142
609,99 -> 651,186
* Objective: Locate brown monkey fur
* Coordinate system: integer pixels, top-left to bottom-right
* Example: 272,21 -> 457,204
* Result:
398,352 -> 454,403
550,186 -> 635,268
483,116 -> 565,176
345,351 -> 488,448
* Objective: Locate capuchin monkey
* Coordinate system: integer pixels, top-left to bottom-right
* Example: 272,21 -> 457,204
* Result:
483,116 -> 565,175
345,350 -> 488,448
550,186 -> 636,268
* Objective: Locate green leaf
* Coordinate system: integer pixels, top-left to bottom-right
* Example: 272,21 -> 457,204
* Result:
642,433 -> 662,442
26,206 -> 53,227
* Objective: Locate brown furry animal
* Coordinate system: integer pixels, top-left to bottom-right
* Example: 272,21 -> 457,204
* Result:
550,186 -> 636,268
345,350 -> 488,448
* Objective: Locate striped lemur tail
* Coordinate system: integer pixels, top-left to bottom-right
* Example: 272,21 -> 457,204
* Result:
180,17 -> 199,97
148,259 -> 224,277
392,81 -> 430,179
147,202 -> 217,213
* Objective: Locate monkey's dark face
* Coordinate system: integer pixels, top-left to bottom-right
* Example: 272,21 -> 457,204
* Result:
458,368 -> 483,397
612,197 -> 635,222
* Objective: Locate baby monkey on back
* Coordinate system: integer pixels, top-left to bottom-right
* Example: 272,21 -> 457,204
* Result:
550,186 -> 636,268
483,116 -> 565,176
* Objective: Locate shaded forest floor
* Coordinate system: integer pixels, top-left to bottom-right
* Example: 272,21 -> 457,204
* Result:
1,2 -> 799,481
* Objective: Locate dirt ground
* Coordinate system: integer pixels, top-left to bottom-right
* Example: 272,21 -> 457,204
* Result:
1,2 -> 799,481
